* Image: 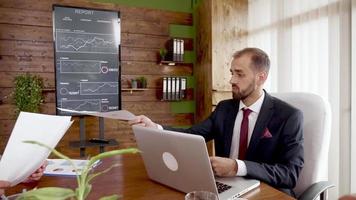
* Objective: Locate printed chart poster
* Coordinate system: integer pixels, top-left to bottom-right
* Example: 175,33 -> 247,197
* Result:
53,6 -> 121,115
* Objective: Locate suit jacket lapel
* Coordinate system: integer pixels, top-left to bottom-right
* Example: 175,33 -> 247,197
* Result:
224,100 -> 239,156
246,92 -> 274,159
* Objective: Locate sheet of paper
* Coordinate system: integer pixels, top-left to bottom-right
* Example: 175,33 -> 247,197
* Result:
57,108 -> 136,121
0,112 -> 73,186
44,159 -> 101,177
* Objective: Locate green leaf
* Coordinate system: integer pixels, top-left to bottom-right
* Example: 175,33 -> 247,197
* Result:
99,194 -> 120,200
87,163 -> 121,183
83,184 -> 92,199
87,148 -> 140,169
16,187 -> 75,200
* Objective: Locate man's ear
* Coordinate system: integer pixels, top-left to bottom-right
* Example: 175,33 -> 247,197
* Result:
257,71 -> 268,85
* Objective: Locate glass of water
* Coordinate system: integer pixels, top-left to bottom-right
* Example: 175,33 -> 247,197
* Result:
185,191 -> 218,200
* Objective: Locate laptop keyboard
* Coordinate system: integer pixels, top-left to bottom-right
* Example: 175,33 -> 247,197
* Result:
216,181 -> 232,193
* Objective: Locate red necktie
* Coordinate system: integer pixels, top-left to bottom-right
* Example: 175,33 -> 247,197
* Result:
238,108 -> 252,160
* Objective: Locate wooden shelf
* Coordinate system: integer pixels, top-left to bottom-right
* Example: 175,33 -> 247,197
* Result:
159,60 -> 187,66
42,88 -> 56,92
122,88 -> 149,94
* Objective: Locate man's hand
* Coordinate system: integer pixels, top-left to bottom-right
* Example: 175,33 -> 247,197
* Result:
0,180 -> 11,195
128,115 -> 158,129
0,161 -> 48,195
210,156 -> 238,177
23,160 -> 48,183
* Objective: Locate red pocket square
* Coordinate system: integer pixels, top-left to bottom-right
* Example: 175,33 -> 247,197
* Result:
261,128 -> 272,138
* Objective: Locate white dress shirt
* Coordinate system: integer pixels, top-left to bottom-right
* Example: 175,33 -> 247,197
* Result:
230,92 -> 265,176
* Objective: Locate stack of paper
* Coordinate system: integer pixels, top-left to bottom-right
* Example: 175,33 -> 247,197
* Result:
58,108 -> 136,121
0,112 -> 73,186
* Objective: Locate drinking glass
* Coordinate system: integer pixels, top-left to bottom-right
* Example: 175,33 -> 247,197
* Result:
185,191 -> 218,200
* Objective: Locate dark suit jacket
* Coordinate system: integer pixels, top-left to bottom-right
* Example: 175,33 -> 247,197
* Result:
166,92 -> 304,196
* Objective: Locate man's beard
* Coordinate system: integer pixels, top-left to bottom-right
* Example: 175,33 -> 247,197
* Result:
232,81 -> 256,101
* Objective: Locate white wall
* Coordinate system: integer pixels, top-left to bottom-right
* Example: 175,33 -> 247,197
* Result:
351,0 -> 356,193
328,5 -> 341,197
338,0 -> 352,197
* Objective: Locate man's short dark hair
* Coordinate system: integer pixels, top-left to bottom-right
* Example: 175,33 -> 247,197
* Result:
232,47 -> 270,73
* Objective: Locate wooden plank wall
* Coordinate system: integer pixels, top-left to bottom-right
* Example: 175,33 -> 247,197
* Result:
0,0 -> 194,157
195,0 -> 214,156
195,0 -> 248,155
195,0 -> 212,123
211,0 -> 247,105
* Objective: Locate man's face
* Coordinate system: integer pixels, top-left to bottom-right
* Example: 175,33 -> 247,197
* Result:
229,54 -> 259,100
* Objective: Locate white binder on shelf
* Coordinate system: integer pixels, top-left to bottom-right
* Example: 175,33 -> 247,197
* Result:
167,77 -> 172,100
163,77 -> 167,100
172,77 -> 176,100
173,39 -> 177,61
162,76 -> 187,101
181,77 -> 187,99
175,77 -> 180,100
180,39 -> 184,62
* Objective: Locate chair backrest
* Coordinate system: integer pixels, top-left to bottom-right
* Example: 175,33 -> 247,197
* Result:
271,92 -> 331,197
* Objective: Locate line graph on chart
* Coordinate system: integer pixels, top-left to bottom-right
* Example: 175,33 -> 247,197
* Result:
59,60 -> 110,74
60,99 -> 101,111
80,82 -> 118,95
56,31 -> 117,54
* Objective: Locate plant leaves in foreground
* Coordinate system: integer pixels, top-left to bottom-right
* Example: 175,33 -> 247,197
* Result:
16,187 -> 75,200
22,140 -> 139,200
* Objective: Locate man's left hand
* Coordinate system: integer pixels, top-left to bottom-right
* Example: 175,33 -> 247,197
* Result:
23,160 -> 48,183
209,156 -> 238,177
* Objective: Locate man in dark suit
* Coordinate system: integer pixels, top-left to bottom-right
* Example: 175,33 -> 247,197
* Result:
129,47 -> 304,196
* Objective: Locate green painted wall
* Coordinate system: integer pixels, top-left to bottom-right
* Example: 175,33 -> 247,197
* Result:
168,20 -> 196,119
93,0 -> 200,125
171,101 -> 195,113
93,0 -> 194,13
184,51 -> 196,63
169,25 -> 195,38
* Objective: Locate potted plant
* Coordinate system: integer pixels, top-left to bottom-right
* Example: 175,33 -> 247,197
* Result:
136,77 -> 147,88
17,141 -> 139,200
159,48 -> 167,61
130,79 -> 137,89
13,74 -> 43,113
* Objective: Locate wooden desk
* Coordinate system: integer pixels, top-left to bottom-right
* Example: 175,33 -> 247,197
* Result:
7,154 -> 295,200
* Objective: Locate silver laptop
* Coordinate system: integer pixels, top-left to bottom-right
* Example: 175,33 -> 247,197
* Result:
132,125 -> 260,200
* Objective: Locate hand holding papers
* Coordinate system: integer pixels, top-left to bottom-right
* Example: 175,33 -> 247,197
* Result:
23,162 -> 47,182
57,108 -> 136,121
0,112 -> 73,186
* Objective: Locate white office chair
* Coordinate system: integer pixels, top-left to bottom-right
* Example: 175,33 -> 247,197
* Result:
272,92 -> 334,200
